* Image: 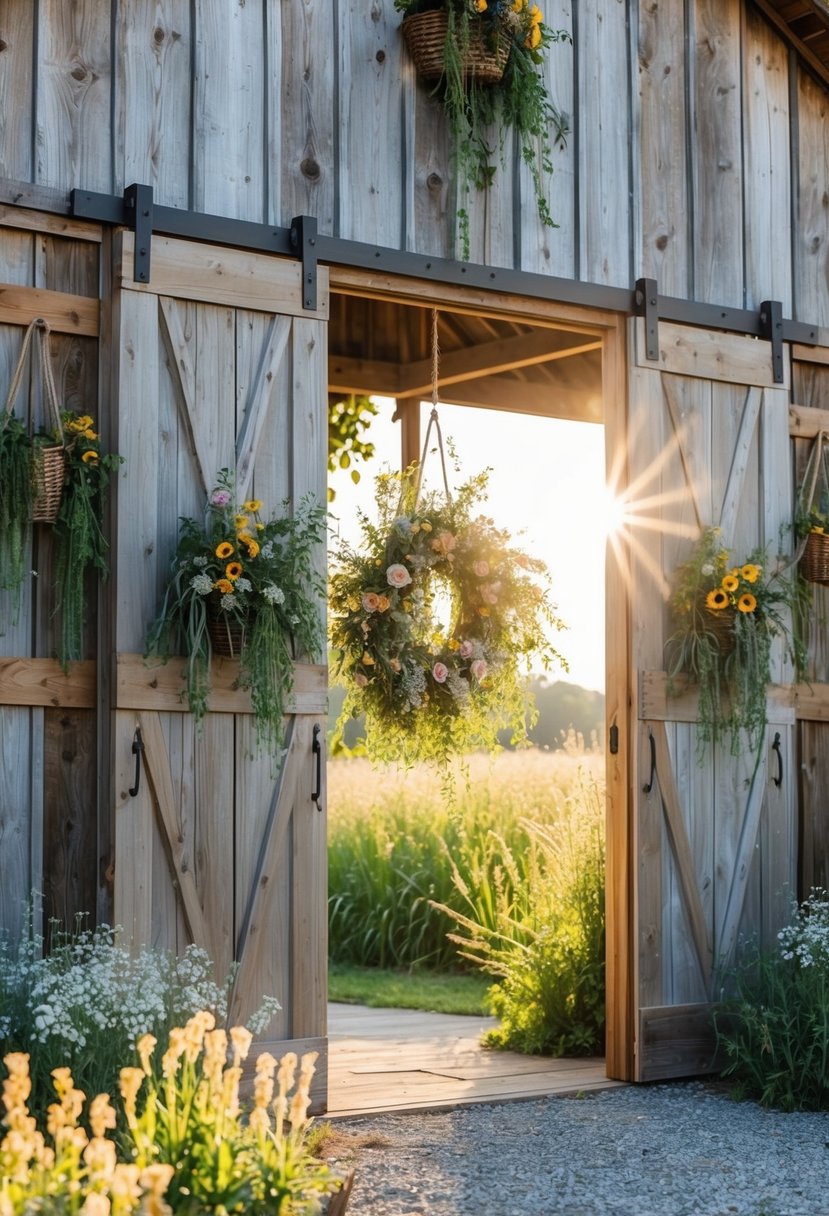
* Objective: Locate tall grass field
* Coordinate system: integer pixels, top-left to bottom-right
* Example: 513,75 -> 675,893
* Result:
327,745 -> 605,973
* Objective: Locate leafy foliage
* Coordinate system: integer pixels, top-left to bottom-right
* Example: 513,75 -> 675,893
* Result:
327,392 -> 378,502
329,466 -> 566,770
666,527 -> 802,758
395,0 -> 570,258
714,893 -> 829,1111
432,771 -> 605,1056
0,414 -> 33,595
52,412 -> 122,669
146,471 -> 326,753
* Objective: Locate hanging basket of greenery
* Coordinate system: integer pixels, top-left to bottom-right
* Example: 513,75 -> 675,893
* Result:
402,9 -> 510,83
146,471 -> 327,753
795,430 -> 829,585
665,527 -> 801,758
396,0 -> 571,260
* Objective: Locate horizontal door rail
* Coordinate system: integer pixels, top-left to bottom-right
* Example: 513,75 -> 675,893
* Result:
0,176 -> 825,357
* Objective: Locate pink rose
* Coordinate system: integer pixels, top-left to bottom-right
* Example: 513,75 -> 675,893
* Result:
211,489 -> 231,506
471,659 -> 488,681
361,592 -> 380,612
481,584 -> 499,605
473,561 -> 490,577
432,662 -> 448,684
459,640 -> 474,659
354,672 -> 368,688
431,531 -> 456,556
386,563 -> 413,589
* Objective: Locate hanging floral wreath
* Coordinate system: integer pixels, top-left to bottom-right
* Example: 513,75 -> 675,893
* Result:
329,465 -> 567,768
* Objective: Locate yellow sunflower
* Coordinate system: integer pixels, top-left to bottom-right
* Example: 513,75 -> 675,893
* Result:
215,541 -> 234,559
722,574 -> 739,593
215,578 -> 234,594
706,588 -> 729,610
226,562 -> 243,580
245,539 -> 260,558
737,593 -> 757,613
740,564 -> 761,583
81,450 -> 99,464
234,514 -> 249,530
243,499 -> 263,513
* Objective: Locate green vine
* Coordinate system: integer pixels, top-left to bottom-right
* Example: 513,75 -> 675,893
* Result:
0,414 -> 34,597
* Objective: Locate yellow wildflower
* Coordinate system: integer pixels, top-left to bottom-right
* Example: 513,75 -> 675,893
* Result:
83,428 -> 98,440
214,578 -> 233,594
361,651 -> 375,666
420,521 -> 433,533
737,593 -> 757,613
225,561 -> 243,580
235,514 -> 250,530
741,563 -> 761,583
237,530 -> 253,544
721,574 -> 739,593
475,0 -> 487,10
527,23 -> 542,47
81,450 -> 99,464
243,499 -> 263,512
245,539 -> 260,558
706,588 -> 729,610
215,541 -> 234,559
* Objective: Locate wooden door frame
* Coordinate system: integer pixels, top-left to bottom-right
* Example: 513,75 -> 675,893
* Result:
327,265 -> 634,1080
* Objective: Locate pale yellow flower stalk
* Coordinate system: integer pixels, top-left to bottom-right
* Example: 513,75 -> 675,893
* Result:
253,1051 -> 276,1109
202,1029 -> 227,1094
288,1051 -> 318,1128
139,1164 -> 175,1216
46,1101 -> 69,1137
136,1035 -> 156,1076
221,1065 -> 243,1118
83,1136 -> 118,1179
89,1094 -> 117,1139
0,1192 -> 14,1216
273,1052 -> 297,1139
160,1027 -> 187,1079
229,1025 -> 253,1067
118,1069 -> 144,1126
50,1066 -> 74,1098
248,1105 -> 271,1136
110,1163 -> 142,1215
182,1010 -> 215,1063
80,1191 -> 111,1216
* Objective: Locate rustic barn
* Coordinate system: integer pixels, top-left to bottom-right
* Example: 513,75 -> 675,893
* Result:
2,0 -> 829,1107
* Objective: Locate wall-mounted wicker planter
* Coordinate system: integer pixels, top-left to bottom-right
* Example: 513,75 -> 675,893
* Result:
402,10 -> 509,84
800,530 -> 829,585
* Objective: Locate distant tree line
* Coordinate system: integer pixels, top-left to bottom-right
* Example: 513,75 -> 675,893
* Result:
328,676 -> 605,756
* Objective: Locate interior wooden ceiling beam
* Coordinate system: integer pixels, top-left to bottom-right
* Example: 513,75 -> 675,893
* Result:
409,377 -> 603,424
398,330 -> 603,397
328,355 -> 402,395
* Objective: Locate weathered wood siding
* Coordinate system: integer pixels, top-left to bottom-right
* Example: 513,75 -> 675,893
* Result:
0,0 -> 826,307
0,217 -> 102,942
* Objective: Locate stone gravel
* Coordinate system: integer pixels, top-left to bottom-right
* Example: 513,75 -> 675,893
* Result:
328,1083 -> 829,1216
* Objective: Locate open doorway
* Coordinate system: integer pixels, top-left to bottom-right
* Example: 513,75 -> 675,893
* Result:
323,290 -> 630,1112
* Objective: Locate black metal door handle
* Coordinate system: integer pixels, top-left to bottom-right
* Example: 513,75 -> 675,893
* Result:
129,728 -> 144,797
772,731 -> 783,788
311,723 -> 322,810
643,729 -> 657,794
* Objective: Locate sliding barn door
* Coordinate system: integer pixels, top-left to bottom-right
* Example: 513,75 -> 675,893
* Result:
110,233 -> 329,1108
627,318 -> 795,1082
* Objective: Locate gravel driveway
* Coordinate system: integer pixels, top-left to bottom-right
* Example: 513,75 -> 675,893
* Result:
326,1082 -> 829,1216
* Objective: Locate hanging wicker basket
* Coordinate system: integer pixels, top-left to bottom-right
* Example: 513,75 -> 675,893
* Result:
800,530 -> 829,586
31,441 -> 66,523
2,317 -> 67,525
704,608 -> 736,656
207,609 -> 247,659
402,10 -> 510,85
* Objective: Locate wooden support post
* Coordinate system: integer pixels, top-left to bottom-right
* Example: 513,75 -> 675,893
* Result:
393,395 -> 422,471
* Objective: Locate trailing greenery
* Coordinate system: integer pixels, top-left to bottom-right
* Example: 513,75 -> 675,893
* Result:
714,892 -> 829,1112
52,412 -> 121,669
432,771 -> 605,1056
396,0 -> 570,258
146,470 -> 326,753
0,413 -> 33,595
329,466 -> 566,771
666,527 -> 802,759
327,749 -> 603,974
329,963 -> 490,1015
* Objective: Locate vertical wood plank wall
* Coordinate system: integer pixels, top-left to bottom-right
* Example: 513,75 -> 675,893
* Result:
0,218 -> 102,941
0,1 -> 827,308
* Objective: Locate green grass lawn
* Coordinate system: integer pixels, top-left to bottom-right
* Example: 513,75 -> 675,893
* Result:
328,963 -> 492,1016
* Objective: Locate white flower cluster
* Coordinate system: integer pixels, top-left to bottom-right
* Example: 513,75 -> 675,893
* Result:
234,577 -> 252,593
260,542 -> 275,560
193,555 -> 208,568
778,891 -> 829,968
220,593 -> 236,610
190,573 -> 214,595
263,583 -> 286,604
400,662 -> 427,709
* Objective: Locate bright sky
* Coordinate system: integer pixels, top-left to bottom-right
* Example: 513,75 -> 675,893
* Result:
328,398 -> 608,692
